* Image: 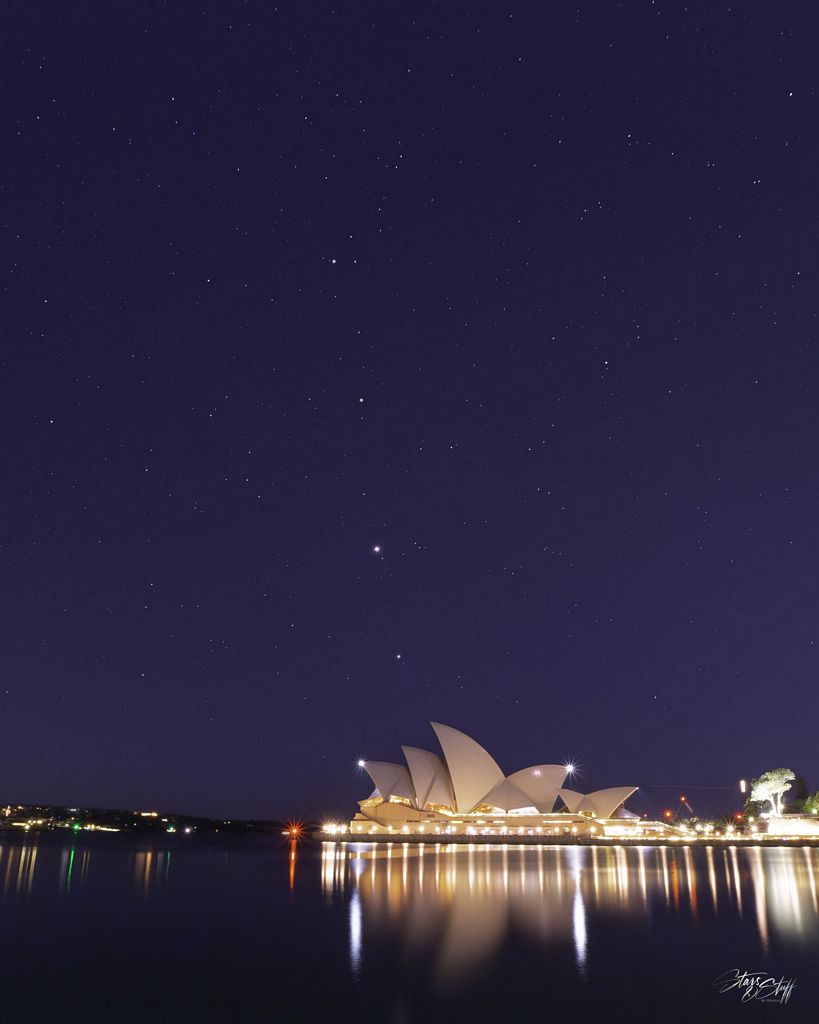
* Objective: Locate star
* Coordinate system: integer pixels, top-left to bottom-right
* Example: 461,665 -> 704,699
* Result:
373,545 -> 381,554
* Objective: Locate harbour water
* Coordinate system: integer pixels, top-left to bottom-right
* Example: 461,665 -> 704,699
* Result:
1,833 -> 818,1022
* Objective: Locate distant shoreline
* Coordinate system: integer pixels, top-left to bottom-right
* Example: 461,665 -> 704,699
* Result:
1,803 -> 300,836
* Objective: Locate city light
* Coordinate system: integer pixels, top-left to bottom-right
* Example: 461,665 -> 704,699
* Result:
322,822 -> 347,835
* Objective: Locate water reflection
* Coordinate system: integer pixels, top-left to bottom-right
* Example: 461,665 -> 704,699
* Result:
572,886 -> 587,974
349,889 -> 363,973
0,841 -> 40,894
2,842 -> 180,897
132,849 -> 173,896
58,843 -> 90,892
320,843 -> 819,988
289,839 -> 297,891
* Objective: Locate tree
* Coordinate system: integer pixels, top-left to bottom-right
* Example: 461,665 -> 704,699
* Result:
749,769 -> 795,816
784,775 -> 809,813
742,796 -> 767,819
803,792 -> 819,816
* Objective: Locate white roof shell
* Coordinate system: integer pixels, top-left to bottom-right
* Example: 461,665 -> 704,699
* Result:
481,778 -> 536,812
357,724 -> 638,820
362,761 -> 417,804
558,786 -> 637,818
557,788 -> 585,813
402,746 -> 456,810
430,722 -> 505,813
579,787 -> 638,818
506,765 -> 568,812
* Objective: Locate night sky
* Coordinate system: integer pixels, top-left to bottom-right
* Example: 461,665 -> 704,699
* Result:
4,3 -> 818,820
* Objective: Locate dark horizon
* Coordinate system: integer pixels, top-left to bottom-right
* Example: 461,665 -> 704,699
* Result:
0,719 -> 792,823
0,779 -> 749,824
4,3 -> 818,820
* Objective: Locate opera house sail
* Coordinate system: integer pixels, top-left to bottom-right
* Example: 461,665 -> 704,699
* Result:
329,722 -> 679,841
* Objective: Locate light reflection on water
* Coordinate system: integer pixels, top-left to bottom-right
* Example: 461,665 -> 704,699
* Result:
0,839 -> 173,898
320,842 -> 819,988
0,841 -> 39,894
132,849 -> 172,895
1,835 -> 819,1021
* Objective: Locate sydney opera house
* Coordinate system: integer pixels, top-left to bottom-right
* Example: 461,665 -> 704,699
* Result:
342,722 -> 679,840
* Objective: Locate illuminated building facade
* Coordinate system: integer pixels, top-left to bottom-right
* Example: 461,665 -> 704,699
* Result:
343,722 -> 677,840
763,814 -> 819,838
